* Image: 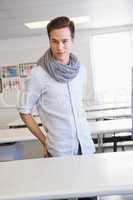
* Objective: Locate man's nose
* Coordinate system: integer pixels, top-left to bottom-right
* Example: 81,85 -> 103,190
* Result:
57,42 -> 64,50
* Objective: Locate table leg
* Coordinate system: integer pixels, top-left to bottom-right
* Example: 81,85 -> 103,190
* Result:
97,134 -> 104,153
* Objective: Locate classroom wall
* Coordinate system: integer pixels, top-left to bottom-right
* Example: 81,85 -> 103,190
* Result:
0,29 -> 95,125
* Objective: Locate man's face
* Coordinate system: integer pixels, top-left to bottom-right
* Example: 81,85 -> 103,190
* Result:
49,27 -> 73,64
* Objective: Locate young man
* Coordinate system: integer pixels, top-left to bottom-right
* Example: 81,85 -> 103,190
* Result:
18,16 -> 95,157
18,15 -> 96,200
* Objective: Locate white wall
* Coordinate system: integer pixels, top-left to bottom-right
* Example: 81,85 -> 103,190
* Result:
73,31 -> 95,102
0,35 -> 49,65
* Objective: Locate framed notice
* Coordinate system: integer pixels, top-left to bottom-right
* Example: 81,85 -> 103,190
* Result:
19,63 -> 36,78
2,65 -> 18,78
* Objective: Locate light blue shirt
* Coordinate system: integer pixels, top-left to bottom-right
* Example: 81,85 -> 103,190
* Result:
18,65 -> 95,156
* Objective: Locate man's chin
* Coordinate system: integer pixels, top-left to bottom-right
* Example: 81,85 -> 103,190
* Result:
56,56 -> 65,62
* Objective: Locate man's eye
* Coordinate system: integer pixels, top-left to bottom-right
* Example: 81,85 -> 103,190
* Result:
52,40 -> 57,43
63,40 -> 68,43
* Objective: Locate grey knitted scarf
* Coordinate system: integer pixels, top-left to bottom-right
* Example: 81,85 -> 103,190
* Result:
37,48 -> 80,82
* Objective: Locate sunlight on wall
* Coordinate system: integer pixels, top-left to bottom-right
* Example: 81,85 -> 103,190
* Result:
91,31 -> 132,104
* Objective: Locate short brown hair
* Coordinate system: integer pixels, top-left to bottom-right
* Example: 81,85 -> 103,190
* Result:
47,16 -> 75,39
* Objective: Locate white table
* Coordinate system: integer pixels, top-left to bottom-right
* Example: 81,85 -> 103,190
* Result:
0,151 -> 133,199
85,102 -> 130,112
0,118 -> 132,153
0,127 -> 37,144
89,118 -> 132,152
8,108 -> 131,129
89,118 -> 132,135
86,108 -> 131,121
0,107 -> 38,128
1,118 -> 131,143
8,116 -> 41,128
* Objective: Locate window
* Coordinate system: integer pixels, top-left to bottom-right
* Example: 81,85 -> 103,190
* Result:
91,31 -> 132,104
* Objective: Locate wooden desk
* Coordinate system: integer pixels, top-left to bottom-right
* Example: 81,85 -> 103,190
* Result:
0,151 -> 133,199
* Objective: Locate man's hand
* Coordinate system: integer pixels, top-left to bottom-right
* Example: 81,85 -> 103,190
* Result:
20,113 -> 49,157
43,142 -> 48,157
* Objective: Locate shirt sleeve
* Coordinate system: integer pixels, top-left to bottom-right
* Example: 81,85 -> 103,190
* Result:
17,67 -> 42,114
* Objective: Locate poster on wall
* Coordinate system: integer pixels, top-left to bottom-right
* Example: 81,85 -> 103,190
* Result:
19,63 -> 37,78
2,65 -> 18,78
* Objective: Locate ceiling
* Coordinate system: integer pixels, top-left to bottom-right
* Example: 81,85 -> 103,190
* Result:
1,0 -> 133,40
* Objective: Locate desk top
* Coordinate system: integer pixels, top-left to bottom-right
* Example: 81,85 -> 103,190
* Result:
0,127 -> 36,143
8,116 -> 41,128
0,118 -> 132,143
89,118 -> 132,134
8,108 -> 131,128
86,108 -> 131,120
0,151 -> 133,199
85,102 -> 130,112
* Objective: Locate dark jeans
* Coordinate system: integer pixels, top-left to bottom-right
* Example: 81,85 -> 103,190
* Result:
59,198 -> 97,200
78,197 -> 97,200
58,195 -> 97,199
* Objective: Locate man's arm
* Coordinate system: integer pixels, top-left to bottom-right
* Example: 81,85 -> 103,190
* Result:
20,113 -> 48,157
